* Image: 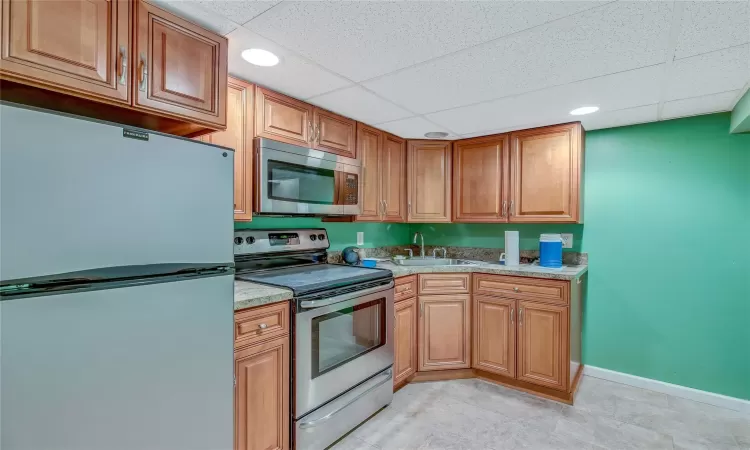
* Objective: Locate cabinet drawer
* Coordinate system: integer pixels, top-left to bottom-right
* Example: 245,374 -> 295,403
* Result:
395,275 -> 417,302
234,302 -> 290,349
473,274 -> 568,305
418,274 -> 471,295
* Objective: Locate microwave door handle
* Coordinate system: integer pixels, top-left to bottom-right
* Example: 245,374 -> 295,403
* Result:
299,281 -> 394,309
298,369 -> 393,429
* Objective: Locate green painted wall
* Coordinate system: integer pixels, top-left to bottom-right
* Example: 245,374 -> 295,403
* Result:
408,223 -> 584,253
582,113 -> 750,400
730,88 -> 750,134
235,217 -> 409,251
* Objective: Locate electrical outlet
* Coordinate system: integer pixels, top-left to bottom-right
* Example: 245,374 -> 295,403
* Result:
356,232 -> 364,246
561,233 -> 573,249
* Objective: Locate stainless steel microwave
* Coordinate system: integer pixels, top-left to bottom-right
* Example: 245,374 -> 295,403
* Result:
254,138 -> 361,216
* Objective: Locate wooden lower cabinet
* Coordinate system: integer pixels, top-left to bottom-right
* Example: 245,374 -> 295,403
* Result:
394,296 -> 418,386
234,304 -> 290,450
410,273 -> 582,403
472,295 -> 515,378
418,294 -> 471,371
517,300 -> 569,391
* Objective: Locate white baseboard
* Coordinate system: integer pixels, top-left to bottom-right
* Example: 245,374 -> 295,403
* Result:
583,365 -> 750,414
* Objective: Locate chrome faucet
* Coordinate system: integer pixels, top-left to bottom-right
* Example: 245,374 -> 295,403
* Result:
413,232 -> 425,258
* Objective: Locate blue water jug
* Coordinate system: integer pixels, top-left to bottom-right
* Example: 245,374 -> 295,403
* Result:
539,234 -> 563,268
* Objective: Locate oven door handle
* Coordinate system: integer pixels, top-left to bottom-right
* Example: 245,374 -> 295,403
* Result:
298,368 -> 393,430
299,281 -> 394,309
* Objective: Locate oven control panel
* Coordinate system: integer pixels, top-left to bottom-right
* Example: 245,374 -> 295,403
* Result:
234,228 -> 329,255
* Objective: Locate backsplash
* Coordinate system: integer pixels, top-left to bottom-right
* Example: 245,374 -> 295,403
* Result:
328,245 -> 587,266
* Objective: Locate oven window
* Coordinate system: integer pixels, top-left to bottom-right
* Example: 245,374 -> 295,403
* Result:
311,298 -> 386,378
268,160 -> 336,205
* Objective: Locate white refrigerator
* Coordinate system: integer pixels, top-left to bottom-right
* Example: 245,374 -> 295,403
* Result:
0,103 -> 235,450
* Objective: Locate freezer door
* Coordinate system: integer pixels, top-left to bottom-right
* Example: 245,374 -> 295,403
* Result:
0,274 -> 234,450
0,103 -> 234,281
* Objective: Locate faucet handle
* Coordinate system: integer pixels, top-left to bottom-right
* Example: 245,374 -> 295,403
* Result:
403,248 -> 413,258
432,247 -> 447,259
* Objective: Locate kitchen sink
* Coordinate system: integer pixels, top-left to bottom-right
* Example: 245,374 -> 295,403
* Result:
391,257 -> 477,266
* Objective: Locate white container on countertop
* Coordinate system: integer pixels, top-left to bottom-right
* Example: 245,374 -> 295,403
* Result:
500,231 -> 520,266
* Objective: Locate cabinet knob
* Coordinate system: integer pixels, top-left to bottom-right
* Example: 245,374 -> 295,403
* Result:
513,287 -> 520,292
258,323 -> 268,330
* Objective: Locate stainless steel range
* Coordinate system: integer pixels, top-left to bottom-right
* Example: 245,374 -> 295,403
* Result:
234,228 -> 394,450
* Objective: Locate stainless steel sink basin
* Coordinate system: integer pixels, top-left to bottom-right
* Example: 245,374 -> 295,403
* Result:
391,257 -> 477,266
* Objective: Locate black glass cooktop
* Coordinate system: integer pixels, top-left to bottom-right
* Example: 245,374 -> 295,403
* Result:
235,263 -> 392,296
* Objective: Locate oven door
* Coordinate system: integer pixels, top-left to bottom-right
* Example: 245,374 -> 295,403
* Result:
295,281 -> 394,418
255,139 -> 360,216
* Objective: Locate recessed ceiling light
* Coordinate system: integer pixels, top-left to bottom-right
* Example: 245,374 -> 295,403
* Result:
424,131 -> 449,138
241,48 -> 279,67
570,106 -> 599,116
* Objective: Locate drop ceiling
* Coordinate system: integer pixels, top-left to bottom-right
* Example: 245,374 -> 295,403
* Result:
154,0 -> 750,137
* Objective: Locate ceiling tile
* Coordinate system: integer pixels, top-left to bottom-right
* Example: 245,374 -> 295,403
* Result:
666,45 -> 750,101
580,105 -> 658,131
226,27 -> 351,99
194,0 -> 279,25
662,90 -> 741,120
149,0 -> 239,35
674,1 -> 750,59
363,1 -> 673,114
307,87 -> 412,125
245,1 -> 604,82
374,117 -> 456,140
426,65 -> 664,135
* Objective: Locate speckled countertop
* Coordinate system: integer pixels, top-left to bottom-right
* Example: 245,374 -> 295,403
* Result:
233,260 -> 587,311
376,260 -> 588,281
234,280 -> 292,311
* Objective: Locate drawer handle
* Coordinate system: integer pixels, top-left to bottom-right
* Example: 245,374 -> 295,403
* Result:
117,45 -> 127,86
258,323 -> 268,330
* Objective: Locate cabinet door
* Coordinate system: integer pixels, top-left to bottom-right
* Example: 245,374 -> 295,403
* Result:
355,123 -> 383,221
382,133 -> 407,222
313,108 -> 356,158
0,0 -> 131,103
202,77 -> 253,221
517,301 -> 568,391
235,336 -> 290,450
394,297 -> 418,386
473,295 -> 515,378
453,135 -> 509,222
407,141 -> 452,222
418,294 -> 470,371
134,0 -> 227,127
509,123 -> 583,223
255,86 -> 313,147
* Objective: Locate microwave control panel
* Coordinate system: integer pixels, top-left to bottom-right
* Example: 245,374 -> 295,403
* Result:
342,174 -> 358,205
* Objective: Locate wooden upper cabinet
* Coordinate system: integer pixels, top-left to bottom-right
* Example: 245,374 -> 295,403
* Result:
235,336 -> 290,450
510,123 -> 583,223
418,294 -> 470,371
473,295 -> 516,378
394,297 -> 418,387
134,0 -> 227,127
407,141 -> 452,222
313,108 -> 356,158
202,77 -> 253,221
453,135 -> 509,222
356,123 -> 383,221
517,300 -> 569,391
255,87 -> 313,147
381,134 -> 407,222
0,0 -> 131,103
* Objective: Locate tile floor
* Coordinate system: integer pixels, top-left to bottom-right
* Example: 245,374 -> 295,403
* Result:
331,376 -> 750,450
